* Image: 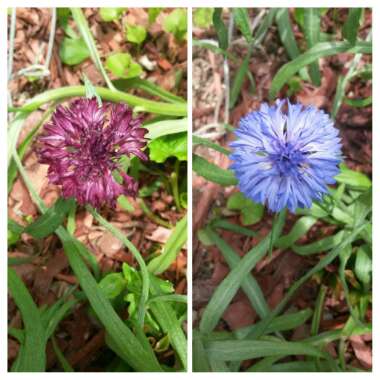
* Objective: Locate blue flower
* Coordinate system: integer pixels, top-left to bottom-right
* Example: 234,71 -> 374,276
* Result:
229,99 -> 342,213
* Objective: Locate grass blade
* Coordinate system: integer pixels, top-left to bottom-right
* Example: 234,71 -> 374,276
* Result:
193,330 -> 211,372
206,340 -> 326,361
193,154 -> 237,186
199,211 -> 285,334
213,8 -> 228,50
114,77 -> 186,103
148,214 -> 187,274
304,8 -> 321,85
269,41 -> 371,100
192,135 -> 231,156
233,8 -> 252,43
12,86 -> 187,117
87,206 -> 150,327
25,198 -> 75,239
70,8 -> 114,90
342,8 -> 363,44
205,226 -> 270,319
8,268 -> 46,372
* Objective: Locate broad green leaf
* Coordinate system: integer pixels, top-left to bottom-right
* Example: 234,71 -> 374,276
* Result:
98,273 -> 127,299
343,8 -> 363,44
269,41 -> 371,99
148,132 -> 187,163
99,7 -> 124,22
163,9 -> 187,41
105,53 -> 142,79
25,198 -> 75,239
148,215 -> 187,274
213,8 -> 228,50
117,195 -> 135,212
335,164 -> 371,190
233,8 -> 252,43
227,192 -> 264,225
355,245 -> 372,286
193,154 -> 237,186
146,118 -> 187,140
59,37 -> 90,65
148,8 -> 162,24
200,211 -> 285,334
125,24 -> 147,45
8,268 -> 46,372
193,8 -> 214,29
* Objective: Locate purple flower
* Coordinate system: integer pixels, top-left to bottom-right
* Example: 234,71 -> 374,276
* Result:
38,98 -> 147,208
229,99 -> 342,213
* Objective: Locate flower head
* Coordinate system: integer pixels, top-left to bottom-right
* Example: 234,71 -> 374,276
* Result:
38,98 -> 147,208
229,99 -> 342,213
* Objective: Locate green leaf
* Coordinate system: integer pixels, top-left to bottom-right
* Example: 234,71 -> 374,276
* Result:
59,37 -> 90,65
146,118 -> 187,140
355,245 -> 372,285
98,273 -> 127,299
70,8 -> 115,90
304,8 -> 321,86
213,8 -> 228,50
233,8 -> 252,43
148,215 -> 187,274
8,268 -> 46,372
343,8 -> 363,44
163,9 -> 187,41
269,41 -> 371,99
205,227 -> 269,319
148,8 -> 162,24
193,154 -> 237,186
193,331 -> 211,371
292,230 -> 346,256
148,132 -> 187,163
229,52 -> 251,109
227,192 -> 264,226
125,24 -> 147,45
99,8 -> 124,22
193,8 -> 214,29
205,340 -> 326,361
276,216 -> 317,249
114,77 -> 186,104
192,135 -> 230,155
344,95 -> 372,107
24,198 -> 75,239
57,227 -> 162,371
149,284 -> 187,369
335,164 -> 372,190
235,309 -> 313,339
117,195 -> 135,212
105,52 -> 142,79
199,211 -> 285,334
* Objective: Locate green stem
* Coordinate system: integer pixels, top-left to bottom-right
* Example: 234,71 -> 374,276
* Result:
10,86 -> 187,116
170,160 -> 181,210
139,198 -> 172,228
86,206 -> 149,327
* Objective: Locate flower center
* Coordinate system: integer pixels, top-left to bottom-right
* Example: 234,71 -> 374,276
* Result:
271,142 -> 306,176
